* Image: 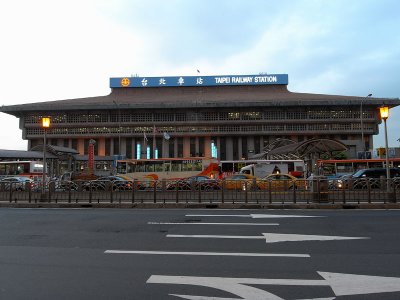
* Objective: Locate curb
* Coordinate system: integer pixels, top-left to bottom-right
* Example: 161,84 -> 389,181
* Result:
0,202 -> 399,209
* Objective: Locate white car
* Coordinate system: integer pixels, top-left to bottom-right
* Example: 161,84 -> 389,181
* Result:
0,176 -> 33,191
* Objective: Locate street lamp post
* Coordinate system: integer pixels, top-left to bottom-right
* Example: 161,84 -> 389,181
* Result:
360,94 -> 372,157
41,117 -> 51,193
112,100 -> 121,156
379,105 -> 390,192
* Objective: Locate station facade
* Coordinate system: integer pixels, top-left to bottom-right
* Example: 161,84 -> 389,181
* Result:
1,74 -> 398,160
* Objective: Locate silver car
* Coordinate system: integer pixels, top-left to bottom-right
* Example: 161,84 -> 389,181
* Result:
0,176 -> 33,191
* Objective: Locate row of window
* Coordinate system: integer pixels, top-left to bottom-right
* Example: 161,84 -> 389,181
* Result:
24,109 -> 375,124
26,123 -> 376,136
37,134 -> 353,161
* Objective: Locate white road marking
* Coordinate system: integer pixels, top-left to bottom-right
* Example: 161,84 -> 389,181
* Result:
169,294 -> 334,300
297,298 -> 335,300
104,250 -> 310,257
262,233 -> 369,243
148,275 -> 325,300
185,214 -> 323,218
148,222 -> 279,226
166,233 -> 369,243
319,271 -> 400,296
169,297 -> 335,300
170,294 -> 240,300
186,214 -> 251,217
167,234 -> 265,239
148,272 -> 400,299
251,214 -> 323,219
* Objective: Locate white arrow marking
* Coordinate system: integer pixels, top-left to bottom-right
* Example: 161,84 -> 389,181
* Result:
185,214 -> 323,219
167,234 -> 265,239
251,214 -> 323,219
318,271 -> 400,296
262,233 -> 369,243
167,233 -> 369,243
297,298 -> 335,300
148,275 -> 302,300
104,250 -> 309,257
170,296 -> 335,300
185,214 -> 251,218
148,272 -> 400,299
148,222 -> 279,226
170,294 -> 241,300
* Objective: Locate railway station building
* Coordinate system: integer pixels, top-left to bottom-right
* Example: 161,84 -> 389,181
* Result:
1,74 -> 398,161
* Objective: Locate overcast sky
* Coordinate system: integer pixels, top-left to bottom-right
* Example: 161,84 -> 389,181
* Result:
0,0 -> 399,150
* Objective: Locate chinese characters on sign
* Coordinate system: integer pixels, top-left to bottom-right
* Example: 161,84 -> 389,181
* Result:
110,74 -> 288,88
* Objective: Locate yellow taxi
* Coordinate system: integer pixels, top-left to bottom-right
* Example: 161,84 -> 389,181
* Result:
262,173 -> 306,190
222,174 -> 263,190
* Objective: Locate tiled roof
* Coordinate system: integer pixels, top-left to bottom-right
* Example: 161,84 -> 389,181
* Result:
1,85 -> 399,116
0,149 -> 57,159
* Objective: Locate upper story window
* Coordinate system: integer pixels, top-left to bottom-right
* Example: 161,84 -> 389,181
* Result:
241,112 -> 262,120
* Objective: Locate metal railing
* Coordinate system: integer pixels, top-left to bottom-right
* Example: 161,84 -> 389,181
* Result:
0,178 -> 399,205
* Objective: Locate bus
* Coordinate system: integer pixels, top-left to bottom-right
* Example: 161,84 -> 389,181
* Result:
318,158 -> 400,177
116,157 -> 220,181
220,159 -> 305,178
0,161 -> 43,179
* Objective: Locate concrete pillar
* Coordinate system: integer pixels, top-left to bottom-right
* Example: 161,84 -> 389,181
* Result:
174,139 -> 178,158
110,138 -> 114,156
162,138 -> 169,158
183,137 -> 190,157
247,136 -> 254,156
98,138 -> 105,156
121,138 -> 126,156
77,139 -> 85,155
204,136 -> 211,157
226,137 -> 233,160
238,137 -> 243,159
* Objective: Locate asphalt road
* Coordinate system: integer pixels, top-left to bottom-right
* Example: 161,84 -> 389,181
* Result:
0,208 -> 399,299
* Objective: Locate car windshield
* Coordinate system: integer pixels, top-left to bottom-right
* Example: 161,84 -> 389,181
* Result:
195,176 -> 209,181
230,175 -> 247,180
97,177 -> 110,181
352,170 -> 365,177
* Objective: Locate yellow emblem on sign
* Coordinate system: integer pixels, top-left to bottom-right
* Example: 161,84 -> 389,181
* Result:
121,77 -> 130,87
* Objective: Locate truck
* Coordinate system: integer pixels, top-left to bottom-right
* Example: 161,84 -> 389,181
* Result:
239,160 -> 305,178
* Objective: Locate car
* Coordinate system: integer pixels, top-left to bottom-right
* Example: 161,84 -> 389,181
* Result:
262,173 -> 306,190
324,174 -> 342,190
0,176 -> 34,191
223,174 -> 263,190
328,174 -> 352,189
166,175 -> 220,191
336,168 -> 400,189
58,180 -> 79,191
83,175 -> 135,191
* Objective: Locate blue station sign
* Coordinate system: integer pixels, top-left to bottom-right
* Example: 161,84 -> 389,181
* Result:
109,74 -> 288,88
